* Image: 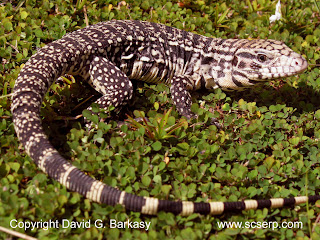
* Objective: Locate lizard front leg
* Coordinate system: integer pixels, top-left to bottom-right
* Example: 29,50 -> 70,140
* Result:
170,75 -> 196,119
170,75 -> 222,128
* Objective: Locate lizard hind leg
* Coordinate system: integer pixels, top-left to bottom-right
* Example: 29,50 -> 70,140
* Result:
86,56 -> 133,125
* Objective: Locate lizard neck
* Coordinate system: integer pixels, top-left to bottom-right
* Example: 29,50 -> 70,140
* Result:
198,38 -> 250,91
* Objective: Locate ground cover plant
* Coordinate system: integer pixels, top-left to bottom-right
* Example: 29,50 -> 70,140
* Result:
1,0 -> 320,239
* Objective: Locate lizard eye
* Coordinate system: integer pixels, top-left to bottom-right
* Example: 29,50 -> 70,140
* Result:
257,54 -> 268,62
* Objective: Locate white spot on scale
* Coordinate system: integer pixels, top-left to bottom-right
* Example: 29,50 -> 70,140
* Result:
262,68 -> 269,73
271,67 -> 277,73
151,49 -> 158,56
270,198 -> 284,208
119,191 -> 126,205
209,202 -> 224,215
294,196 -> 308,204
140,56 -> 150,62
121,54 -> 134,60
181,201 -> 194,216
273,73 -> 280,78
141,197 -> 159,215
276,66 -> 283,73
59,166 -> 76,188
86,181 -> 105,202
168,40 -> 178,46
244,200 -> 258,210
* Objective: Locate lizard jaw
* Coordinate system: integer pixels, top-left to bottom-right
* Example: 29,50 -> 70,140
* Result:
250,53 -> 308,80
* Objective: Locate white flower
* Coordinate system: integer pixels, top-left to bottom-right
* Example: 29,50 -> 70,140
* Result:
270,0 -> 282,23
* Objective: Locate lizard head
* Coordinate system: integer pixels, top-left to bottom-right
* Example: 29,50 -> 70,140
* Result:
230,39 -> 308,88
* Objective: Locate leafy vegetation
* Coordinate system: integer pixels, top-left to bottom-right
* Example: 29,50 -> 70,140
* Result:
1,0 -> 320,239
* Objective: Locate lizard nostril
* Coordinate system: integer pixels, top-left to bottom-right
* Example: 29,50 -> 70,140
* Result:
295,60 -> 299,66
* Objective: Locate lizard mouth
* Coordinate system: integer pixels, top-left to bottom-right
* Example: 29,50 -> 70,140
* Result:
248,55 -> 308,80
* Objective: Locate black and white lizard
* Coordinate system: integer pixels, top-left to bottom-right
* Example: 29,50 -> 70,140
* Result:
12,20 -> 317,216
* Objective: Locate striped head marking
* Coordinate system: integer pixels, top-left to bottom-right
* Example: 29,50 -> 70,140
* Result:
230,39 -> 308,89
